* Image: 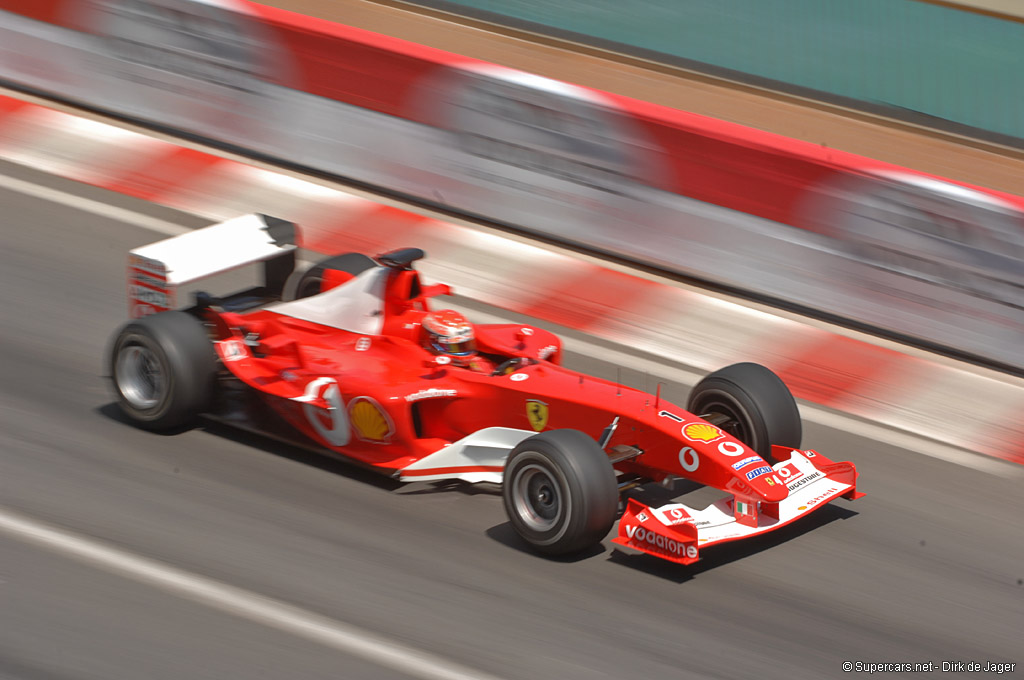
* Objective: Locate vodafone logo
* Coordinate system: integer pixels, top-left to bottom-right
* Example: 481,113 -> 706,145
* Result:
718,441 -> 745,457
624,525 -> 697,559
657,507 -> 693,526
301,377 -> 349,447
678,446 -> 699,472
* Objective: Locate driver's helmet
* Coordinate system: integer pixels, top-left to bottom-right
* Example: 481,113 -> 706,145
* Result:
422,309 -> 476,364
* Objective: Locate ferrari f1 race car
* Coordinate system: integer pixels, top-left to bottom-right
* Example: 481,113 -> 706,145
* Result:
109,214 -> 861,565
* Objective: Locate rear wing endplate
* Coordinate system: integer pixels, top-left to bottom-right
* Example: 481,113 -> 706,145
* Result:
127,214 -> 297,318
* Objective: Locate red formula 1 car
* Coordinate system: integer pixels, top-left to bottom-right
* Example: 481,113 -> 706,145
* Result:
109,214 -> 861,564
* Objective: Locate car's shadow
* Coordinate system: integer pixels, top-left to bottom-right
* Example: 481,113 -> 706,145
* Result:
394,479 -> 501,497
99,401 -> 860,577
485,523 -> 609,563
98,401 -> 197,437
483,478 -> 860,579
96,402 -> 404,492
99,402 -> 521,499
604,503 -> 859,583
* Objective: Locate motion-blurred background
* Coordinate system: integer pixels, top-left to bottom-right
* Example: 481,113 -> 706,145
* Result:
1,1 -> 1021,679
3,0 -> 1021,370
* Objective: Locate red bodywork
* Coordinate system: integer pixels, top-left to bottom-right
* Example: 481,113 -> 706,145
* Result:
123,216 -> 860,566
207,263 -> 779,496
195,255 -> 859,564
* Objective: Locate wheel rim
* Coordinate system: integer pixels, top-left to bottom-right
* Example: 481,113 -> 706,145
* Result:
512,462 -> 562,532
698,392 -> 755,445
117,344 -> 165,410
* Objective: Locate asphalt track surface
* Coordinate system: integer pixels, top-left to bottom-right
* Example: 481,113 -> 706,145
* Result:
2,160 -> 1023,679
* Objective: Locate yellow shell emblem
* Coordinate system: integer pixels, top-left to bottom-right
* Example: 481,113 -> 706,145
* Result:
349,397 -> 394,443
682,422 -> 725,443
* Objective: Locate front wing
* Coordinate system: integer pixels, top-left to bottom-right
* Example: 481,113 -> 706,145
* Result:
612,448 -> 861,564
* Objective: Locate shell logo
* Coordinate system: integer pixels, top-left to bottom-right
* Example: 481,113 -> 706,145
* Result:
348,397 -> 394,443
681,422 -> 725,443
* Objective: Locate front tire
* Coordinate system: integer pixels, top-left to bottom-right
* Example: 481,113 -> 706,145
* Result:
502,429 -> 618,556
109,311 -> 217,430
687,362 -> 801,461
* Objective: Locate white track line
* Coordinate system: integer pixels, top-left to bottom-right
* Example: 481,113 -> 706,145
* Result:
0,508 -> 508,680
0,173 -> 189,237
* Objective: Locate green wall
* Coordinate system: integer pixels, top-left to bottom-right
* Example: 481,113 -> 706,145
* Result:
422,0 -> 1024,141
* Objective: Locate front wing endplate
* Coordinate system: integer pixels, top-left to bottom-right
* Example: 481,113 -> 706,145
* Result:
613,449 -> 861,565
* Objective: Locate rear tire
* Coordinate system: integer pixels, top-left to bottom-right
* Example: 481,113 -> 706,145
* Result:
282,253 -> 376,301
503,429 -> 618,556
109,311 -> 217,430
687,362 -> 801,461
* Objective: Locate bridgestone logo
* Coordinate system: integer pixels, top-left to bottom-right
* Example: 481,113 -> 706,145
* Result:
624,525 -> 698,558
787,471 -> 822,492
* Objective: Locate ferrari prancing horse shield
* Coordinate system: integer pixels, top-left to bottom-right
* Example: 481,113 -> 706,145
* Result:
526,399 -> 548,431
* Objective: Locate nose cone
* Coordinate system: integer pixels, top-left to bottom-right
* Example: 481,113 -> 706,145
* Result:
752,470 -> 788,502
733,464 -> 787,502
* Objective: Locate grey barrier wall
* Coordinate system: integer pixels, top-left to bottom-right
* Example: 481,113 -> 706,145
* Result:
0,2 -> 1021,371
408,0 -> 1024,143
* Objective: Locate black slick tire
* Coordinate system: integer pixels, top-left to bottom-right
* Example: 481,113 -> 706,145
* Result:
687,362 -> 801,461
109,311 -> 217,430
502,429 -> 618,556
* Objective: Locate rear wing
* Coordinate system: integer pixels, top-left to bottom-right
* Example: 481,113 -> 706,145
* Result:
127,214 -> 297,318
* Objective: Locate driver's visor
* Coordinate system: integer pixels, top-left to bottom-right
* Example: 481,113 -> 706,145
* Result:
432,337 -> 476,357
